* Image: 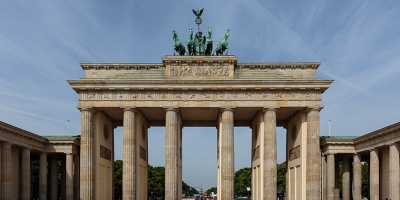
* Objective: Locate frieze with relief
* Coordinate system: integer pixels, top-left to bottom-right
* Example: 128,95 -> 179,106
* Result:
170,65 -> 229,77
81,90 -> 320,101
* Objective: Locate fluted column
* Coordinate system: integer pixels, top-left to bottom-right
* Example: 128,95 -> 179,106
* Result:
326,153 -> 335,200
220,108 -> 234,200
263,108 -> 277,200
389,143 -> 399,200
50,155 -> 58,200
123,108 -> 137,200
322,154 -> 327,200
165,108 -> 179,200
80,108 -> 94,200
369,149 -> 379,200
66,153 -> 74,200
74,154 -> 80,200
2,142 -> 12,200
21,148 -> 31,200
39,153 -> 47,200
342,158 -> 350,200
306,107 -> 322,199
353,154 -> 362,200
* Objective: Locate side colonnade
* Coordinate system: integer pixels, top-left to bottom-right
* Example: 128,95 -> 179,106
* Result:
321,122 -> 400,200
0,121 -> 80,200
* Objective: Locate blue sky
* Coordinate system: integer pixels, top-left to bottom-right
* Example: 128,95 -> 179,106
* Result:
1,0 -> 400,190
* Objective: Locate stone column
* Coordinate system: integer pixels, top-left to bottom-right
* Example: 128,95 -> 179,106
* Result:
220,108 -> 234,200
80,108 -> 94,200
263,108 -> 277,200
326,153 -> 335,200
322,154 -> 327,200
334,159 -> 340,199
39,153 -> 47,200
123,108 -> 137,200
389,143 -> 399,200
50,155 -> 58,200
61,156 -> 66,200
66,153 -> 74,200
2,142 -> 12,200
165,108 -> 179,200
306,107 -> 322,199
342,158 -> 350,200
369,149 -> 379,200
353,153 -> 362,200
74,154 -> 80,200
21,148 -> 31,200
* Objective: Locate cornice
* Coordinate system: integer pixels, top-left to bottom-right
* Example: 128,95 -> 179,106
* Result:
353,122 -> 400,144
0,121 -> 48,144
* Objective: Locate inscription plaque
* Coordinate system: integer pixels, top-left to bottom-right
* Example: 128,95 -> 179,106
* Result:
100,145 -> 111,161
289,145 -> 300,161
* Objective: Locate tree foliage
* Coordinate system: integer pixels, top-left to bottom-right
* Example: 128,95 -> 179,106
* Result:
114,160 -> 123,199
277,162 -> 287,193
234,167 -> 251,196
361,162 -> 369,197
206,187 -> 217,195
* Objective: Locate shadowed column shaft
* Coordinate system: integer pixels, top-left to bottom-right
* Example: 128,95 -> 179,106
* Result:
39,153 -> 47,200
370,149 -> 379,200
80,108 -> 94,200
74,154 -> 80,200
123,108 -> 137,200
165,108 -> 179,200
353,154 -> 362,200
390,143 -> 399,200
263,108 -> 277,200
2,143 -> 11,200
220,108 -> 234,200
326,154 -> 335,200
21,148 -> 31,200
66,153 -> 74,200
306,108 -> 321,199
342,158 -> 350,200
50,156 -> 58,200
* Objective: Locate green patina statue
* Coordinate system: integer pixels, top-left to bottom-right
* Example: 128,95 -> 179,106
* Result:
205,27 -> 213,56
172,9 -> 230,56
172,30 -> 186,56
187,28 -> 194,55
215,29 -> 230,56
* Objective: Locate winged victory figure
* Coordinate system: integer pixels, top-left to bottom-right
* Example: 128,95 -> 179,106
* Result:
192,8 -> 204,17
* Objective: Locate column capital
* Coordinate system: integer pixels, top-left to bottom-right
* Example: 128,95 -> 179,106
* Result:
262,107 -> 279,112
389,142 -> 399,147
370,148 -> 378,152
164,107 -> 179,113
78,107 -> 94,112
220,107 -> 235,112
22,147 -> 31,152
307,106 -> 323,112
122,107 -> 137,112
1,141 -> 13,146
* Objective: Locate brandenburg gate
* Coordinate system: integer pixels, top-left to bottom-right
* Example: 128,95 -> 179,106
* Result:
69,55 -> 332,199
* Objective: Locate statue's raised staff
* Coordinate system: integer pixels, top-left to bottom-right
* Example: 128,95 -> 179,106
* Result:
205,27 -> 213,56
187,28 -> 194,56
215,29 -> 230,56
172,30 -> 186,56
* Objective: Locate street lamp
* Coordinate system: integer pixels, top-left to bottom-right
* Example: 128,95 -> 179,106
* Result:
246,187 -> 250,199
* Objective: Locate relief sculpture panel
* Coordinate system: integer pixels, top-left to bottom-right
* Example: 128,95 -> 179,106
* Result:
81,90 -> 320,102
170,65 -> 229,77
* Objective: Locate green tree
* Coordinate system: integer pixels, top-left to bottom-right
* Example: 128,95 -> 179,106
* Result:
114,160 -> 123,200
361,162 -> 369,198
277,162 -> 287,193
206,187 -> 217,196
148,165 -> 165,197
234,167 -> 251,196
